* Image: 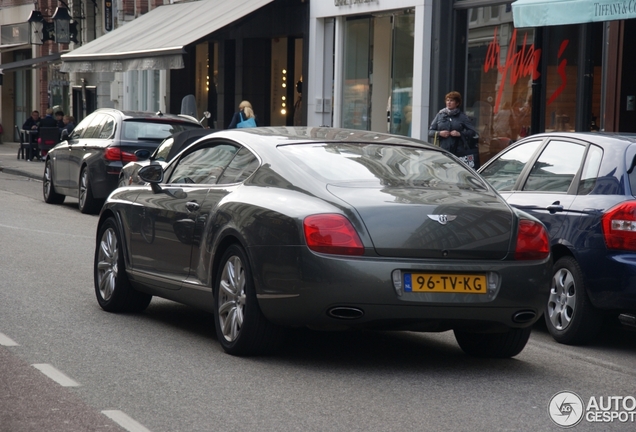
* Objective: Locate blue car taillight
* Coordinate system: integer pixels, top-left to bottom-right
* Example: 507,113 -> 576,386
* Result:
602,201 -> 636,250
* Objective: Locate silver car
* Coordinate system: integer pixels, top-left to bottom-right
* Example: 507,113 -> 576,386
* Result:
94,127 -> 551,357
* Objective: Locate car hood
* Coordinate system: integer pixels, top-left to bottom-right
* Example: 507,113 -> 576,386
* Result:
327,184 -> 514,260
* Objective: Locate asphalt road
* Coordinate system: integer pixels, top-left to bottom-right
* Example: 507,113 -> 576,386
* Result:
1,169 -> 635,432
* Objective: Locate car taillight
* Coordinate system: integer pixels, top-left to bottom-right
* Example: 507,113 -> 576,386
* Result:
515,219 -> 549,260
303,214 -> 364,256
601,201 -> 636,250
104,147 -> 137,163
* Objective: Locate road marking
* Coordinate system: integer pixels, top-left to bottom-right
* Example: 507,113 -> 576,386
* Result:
32,363 -> 80,387
0,223 -> 92,239
0,332 -> 19,346
102,410 -> 152,432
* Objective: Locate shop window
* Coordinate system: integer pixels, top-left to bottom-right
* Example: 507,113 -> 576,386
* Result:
342,10 -> 414,136
466,6 -> 537,164
544,26 -> 579,133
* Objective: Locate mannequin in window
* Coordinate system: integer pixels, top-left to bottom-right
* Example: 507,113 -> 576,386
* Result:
293,79 -> 302,126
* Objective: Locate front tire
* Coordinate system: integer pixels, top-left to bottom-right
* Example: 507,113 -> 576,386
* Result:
43,159 -> 65,204
94,217 -> 152,313
79,167 -> 101,214
544,256 -> 603,345
454,327 -> 531,358
213,244 -> 284,356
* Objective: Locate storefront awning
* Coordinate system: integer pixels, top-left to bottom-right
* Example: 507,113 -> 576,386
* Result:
512,0 -> 636,27
60,0 -> 273,73
0,53 -> 62,73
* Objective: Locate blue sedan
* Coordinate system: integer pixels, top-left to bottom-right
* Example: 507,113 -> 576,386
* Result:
479,132 -> 636,345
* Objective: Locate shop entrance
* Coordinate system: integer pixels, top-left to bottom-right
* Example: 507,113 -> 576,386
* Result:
342,10 -> 414,136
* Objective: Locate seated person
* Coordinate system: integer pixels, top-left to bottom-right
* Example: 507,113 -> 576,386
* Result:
22,110 -> 40,160
55,110 -> 65,128
39,108 -> 58,128
62,115 -> 76,135
22,110 -> 40,132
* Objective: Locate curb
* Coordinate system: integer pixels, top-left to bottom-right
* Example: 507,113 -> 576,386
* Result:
0,166 -> 43,181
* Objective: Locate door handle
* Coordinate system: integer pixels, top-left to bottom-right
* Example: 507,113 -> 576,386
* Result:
547,204 -> 564,213
185,201 -> 200,212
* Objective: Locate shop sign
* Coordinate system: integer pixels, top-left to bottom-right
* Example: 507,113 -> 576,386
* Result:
483,27 -> 569,113
334,0 -> 378,6
104,0 -> 113,32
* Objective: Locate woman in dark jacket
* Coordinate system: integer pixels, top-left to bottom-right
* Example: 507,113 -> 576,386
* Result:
428,91 -> 477,155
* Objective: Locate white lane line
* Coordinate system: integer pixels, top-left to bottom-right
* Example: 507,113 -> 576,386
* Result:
0,223 -> 92,239
32,363 -> 80,387
102,410 -> 152,432
0,332 -> 19,346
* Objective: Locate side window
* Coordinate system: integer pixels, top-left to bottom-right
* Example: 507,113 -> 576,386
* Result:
577,145 -> 603,195
522,140 -> 586,192
169,144 -> 239,185
217,147 -> 260,184
98,116 -> 116,139
479,140 -> 542,191
82,114 -> 106,139
69,114 -> 95,139
154,138 -> 175,161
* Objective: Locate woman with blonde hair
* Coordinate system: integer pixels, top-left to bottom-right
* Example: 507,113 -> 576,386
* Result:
228,100 -> 258,128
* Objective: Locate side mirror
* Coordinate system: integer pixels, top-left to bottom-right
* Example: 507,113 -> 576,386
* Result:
199,111 -> 211,124
138,163 -> 164,193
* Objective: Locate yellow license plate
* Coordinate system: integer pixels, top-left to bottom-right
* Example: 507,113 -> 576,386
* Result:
404,273 -> 487,294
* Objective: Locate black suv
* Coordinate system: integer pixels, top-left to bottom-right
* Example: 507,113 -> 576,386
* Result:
43,109 -> 202,214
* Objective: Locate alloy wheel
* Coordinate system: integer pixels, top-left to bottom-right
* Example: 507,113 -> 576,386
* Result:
547,267 -> 576,331
43,162 -> 52,198
79,169 -> 88,209
96,227 -> 119,301
217,255 -> 247,342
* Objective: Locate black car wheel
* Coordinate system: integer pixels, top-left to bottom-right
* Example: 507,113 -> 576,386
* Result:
454,327 -> 532,358
79,167 -> 100,214
94,217 -> 152,313
545,256 -> 603,345
43,159 -> 65,204
214,244 -> 284,356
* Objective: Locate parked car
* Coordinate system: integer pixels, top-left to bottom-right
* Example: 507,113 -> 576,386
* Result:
93,127 -> 551,357
479,132 -> 636,345
43,108 -> 203,214
118,128 -> 217,187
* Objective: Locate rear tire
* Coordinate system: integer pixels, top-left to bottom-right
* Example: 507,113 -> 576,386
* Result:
545,256 -> 603,345
43,159 -> 65,204
79,167 -> 101,214
214,244 -> 284,356
454,327 -> 531,358
94,217 -> 152,313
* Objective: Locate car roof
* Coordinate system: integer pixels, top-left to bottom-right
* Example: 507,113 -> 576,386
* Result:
206,126 -> 431,148
90,108 -> 202,124
524,131 -> 636,145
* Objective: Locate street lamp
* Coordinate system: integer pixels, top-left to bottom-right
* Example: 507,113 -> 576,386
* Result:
27,8 -> 79,45
51,7 -> 72,44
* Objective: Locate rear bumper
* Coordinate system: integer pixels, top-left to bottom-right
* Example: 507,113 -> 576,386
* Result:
89,161 -> 122,199
250,246 -> 551,330
581,252 -> 636,311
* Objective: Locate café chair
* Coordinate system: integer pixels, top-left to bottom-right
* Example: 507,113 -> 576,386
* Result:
15,125 -> 35,160
38,127 -> 61,158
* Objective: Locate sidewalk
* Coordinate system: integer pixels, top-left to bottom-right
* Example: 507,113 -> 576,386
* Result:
0,140 -> 46,180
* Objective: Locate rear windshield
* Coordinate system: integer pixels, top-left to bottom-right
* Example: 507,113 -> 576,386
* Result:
278,143 -> 489,190
122,120 -> 200,141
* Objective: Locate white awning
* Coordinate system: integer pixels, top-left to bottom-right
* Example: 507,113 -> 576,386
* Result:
0,53 -> 62,73
60,0 -> 273,73
512,0 -> 636,28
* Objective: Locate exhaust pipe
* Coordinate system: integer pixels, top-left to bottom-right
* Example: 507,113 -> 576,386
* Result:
327,307 -> 364,320
512,310 -> 537,323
